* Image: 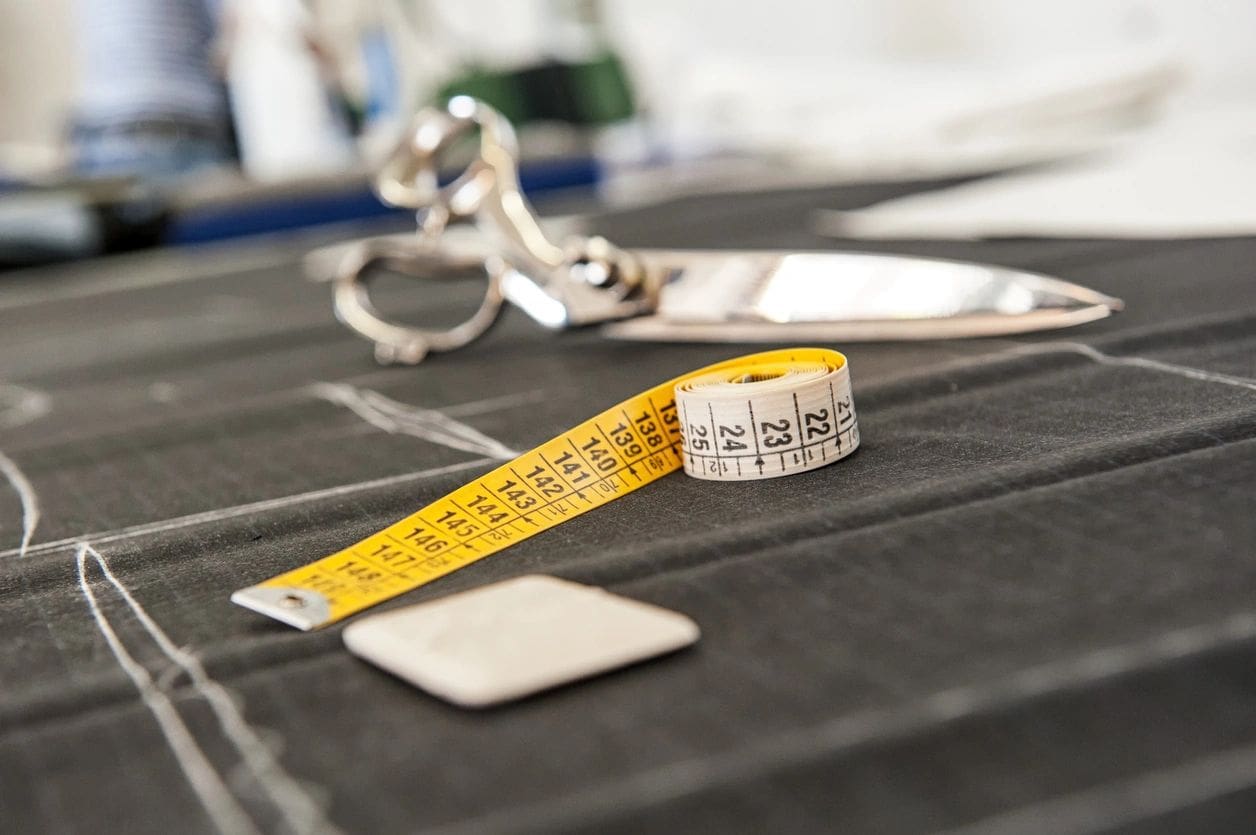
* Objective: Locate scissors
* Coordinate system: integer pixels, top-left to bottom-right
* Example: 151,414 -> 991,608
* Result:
332,95 -> 1123,365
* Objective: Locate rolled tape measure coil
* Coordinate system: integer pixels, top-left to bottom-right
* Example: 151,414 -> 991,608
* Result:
676,359 -> 857,481
232,348 -> 859,629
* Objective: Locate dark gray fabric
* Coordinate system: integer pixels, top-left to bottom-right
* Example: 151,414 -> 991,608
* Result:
1,182 -> 1255,834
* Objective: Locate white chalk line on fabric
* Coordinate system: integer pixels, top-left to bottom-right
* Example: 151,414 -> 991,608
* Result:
76,543 -> 262,835
0,383 -> 49,557
1012,341 -> 1256,393
0,452 -> 39,559
78,542 -> 340,834
78,539 -> 341,833
309,382 -> 521,460
1,458 -> 495,560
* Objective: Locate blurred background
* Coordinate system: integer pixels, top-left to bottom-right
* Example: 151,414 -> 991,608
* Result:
2,0 -> 1255,267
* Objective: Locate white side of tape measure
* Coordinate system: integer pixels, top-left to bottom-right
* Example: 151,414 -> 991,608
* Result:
677,360 -> 858,480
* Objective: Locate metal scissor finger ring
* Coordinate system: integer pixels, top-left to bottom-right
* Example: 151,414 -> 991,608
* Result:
333,235 -> 506,366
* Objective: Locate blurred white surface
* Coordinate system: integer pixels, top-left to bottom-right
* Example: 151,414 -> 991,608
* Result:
598,46 -> 1182,205
603,0 -> 1256,113
816,103 -> 1256,239
592,0 -> 1256,201
223,0 -> 357,180
6,0 -> 1256,186
0,0 -> 76,175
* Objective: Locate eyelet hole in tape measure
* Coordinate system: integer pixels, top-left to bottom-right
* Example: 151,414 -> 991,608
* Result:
232,347 -> 859,629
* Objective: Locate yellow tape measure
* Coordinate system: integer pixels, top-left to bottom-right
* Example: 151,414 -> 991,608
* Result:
232,348 -> 858,629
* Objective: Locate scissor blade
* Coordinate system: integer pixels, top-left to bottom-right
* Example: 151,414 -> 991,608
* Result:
604,250 -> 1122,342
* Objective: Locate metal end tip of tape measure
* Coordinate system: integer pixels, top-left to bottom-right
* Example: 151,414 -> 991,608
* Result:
230,586 -> 332,632
232,348 -> 859,630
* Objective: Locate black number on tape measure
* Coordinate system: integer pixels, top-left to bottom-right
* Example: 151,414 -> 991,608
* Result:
525,464 -> 566,496
550,451 -> 593,484
838,397 -> 854,426
493,479 -> 538,510
579,436 -> 619,472
304,574 -> 349,594
718,424 -> 749,452
633,410 -> 657,436
464,495 -> 511,524
369,542 -> 417,568
687,423 -> 711,452
632,409 -> 665,448
659,400 -> 680,434
607,421 -> 644,457
804,409 -> 832,439
760,419 -> 794,449
336,560 -> 384,583
434,510 -> 480,538
402,525 -> 451,553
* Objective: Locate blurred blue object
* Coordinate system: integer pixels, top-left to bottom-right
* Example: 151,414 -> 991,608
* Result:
361,26 -> 402,125
71,0 -> 233,178
165,155 -> 602,245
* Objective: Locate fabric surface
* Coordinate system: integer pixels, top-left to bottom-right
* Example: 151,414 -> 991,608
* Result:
1,182 -> 1255,834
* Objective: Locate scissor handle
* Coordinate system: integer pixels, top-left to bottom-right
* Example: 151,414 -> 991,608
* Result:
374,96 -> 516,213
338,97 -> 651,363
333,236 -> 505,365
374,96 -> 566,267
336,98 -> 521,364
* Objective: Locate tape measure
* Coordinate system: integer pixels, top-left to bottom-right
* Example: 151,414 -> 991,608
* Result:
232,348 -> 858,629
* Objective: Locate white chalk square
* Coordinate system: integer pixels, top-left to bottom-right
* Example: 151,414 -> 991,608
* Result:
342,575 -> 700,708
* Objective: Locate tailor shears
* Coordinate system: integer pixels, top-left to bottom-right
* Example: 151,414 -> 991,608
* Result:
329,96 -> 1122,364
